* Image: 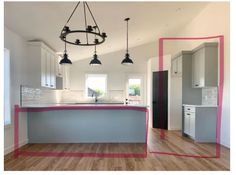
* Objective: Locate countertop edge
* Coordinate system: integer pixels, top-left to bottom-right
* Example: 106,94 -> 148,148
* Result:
182,104 -> 218,108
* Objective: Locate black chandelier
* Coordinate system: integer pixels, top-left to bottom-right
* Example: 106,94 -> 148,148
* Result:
60,1 -> 107,46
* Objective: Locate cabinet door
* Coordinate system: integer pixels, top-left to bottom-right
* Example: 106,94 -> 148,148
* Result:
41,48 -> 47,87
50,53 -> 56,88
177,57 -> 182,75
192,49 -> 205,88
172,58 -> 178,76
189,112 -> 195,138
46,51 -> 51,87
184,113 -> 190,135
56,56 -> 62,77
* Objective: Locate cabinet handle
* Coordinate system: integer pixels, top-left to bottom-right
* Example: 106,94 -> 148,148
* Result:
187,113 -> 190,115
175,72 -> 177,74
187,108 -> 190,110
195,84 -> 199,87
46,84 -> 48,86
50,85 -> 53,87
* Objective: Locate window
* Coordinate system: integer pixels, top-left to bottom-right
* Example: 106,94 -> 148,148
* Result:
127,76 -> 143,104
4,48 -> 11,125
85,74 -> 107,97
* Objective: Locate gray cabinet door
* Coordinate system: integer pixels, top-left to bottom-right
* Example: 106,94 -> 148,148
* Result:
192,48 -> 205,88
192,43 -> 218,88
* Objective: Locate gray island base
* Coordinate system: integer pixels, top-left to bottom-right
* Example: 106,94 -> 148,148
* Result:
27,105 -> 148,143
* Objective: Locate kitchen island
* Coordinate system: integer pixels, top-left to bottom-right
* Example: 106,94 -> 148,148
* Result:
16,104 -> 149,143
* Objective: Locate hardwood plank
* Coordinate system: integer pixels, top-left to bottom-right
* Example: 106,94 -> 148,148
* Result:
4,129 -> 230,171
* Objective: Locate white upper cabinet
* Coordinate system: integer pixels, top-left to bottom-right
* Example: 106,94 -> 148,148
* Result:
28,41 -> 58,89
192,43 -> 218,88
171,55 -> 182,76
56,56 -> 63,77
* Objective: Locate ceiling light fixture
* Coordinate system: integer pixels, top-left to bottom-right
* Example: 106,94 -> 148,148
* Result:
60,2 -> 107,47
121,18 -> 134,65
90,26 -> 102,66
60,39 -> 72,65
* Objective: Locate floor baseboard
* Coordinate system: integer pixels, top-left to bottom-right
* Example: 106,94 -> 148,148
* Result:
4,139 -> 28,155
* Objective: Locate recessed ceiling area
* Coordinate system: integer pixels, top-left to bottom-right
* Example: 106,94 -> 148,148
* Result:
4,1 -> 209,61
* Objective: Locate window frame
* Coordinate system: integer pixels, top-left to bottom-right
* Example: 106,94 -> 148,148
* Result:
126,74 -> 144,104
4,48 -> 11,126
85,74 -> 108,97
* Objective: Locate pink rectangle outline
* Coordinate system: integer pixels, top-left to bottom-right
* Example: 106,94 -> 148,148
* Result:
14,105 -> 149,158
150,35 -> 224,158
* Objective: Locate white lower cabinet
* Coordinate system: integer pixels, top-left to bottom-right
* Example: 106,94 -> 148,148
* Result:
184,112 -> 190,135
184,109 -> 195,139
189,112 -> 195,138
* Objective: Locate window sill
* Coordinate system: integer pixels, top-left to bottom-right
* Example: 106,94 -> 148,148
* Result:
4,123 -> 12,129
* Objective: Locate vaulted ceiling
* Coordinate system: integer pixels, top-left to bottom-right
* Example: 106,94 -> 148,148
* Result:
4,1 -> 208,61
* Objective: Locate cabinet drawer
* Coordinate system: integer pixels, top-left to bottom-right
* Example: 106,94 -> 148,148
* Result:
184,106 -> 195,113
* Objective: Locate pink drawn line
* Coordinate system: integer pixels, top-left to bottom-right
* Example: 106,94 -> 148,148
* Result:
13,105 -> 19,158
149,151 -> 216,159
155,35 -> 224,158
19,151 -> 146,158
14,105 -> 149,158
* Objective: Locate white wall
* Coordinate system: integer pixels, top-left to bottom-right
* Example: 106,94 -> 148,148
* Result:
164,2 -> 230,147
4,27 -> 28,154
69,42 -> 157,104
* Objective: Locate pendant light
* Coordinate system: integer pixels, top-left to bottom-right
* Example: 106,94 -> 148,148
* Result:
60,39 -> 72,65
89,44 -> 102,66
90,26 -> 102,66
121,18 -> 134,65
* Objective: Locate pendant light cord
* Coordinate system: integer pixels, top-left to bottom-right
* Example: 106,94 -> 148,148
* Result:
65,2 -> 80,26
94,27 -> 97,54
64,37 -> 67,53
125,18 -> 130,53
83,2 -> 89,44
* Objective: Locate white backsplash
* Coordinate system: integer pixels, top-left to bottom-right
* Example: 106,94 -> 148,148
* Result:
21,86 -> 61,106
202,87 -> 218,106
21,86 -> 124,106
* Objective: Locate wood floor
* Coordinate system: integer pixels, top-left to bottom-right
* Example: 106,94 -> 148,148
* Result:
4,129 -> 230,171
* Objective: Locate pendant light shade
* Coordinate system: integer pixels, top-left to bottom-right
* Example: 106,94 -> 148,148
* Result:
60,40 -> 72,65
89,53 -> 102,66
121,53 -> 133,65
121,18 -> 134,65
60,53 -> 72,65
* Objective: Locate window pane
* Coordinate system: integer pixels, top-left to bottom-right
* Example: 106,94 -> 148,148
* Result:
128,78 -> 141,104
86,74 -> 107,97
4,48 -> 11,125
